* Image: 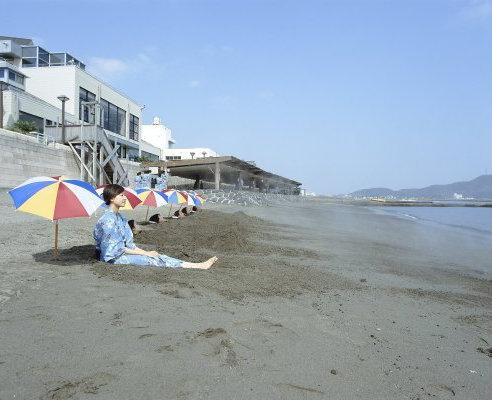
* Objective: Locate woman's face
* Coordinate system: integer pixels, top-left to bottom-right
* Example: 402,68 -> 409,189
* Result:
111,192 -> 127,208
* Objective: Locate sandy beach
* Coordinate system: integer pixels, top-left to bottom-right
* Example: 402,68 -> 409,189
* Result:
0,190 -> 491,399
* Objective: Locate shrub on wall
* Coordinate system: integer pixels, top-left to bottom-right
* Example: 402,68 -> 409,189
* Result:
8,120 -> 38,134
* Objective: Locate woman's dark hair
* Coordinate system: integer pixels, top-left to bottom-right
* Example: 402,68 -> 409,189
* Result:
103,184 -> 125,205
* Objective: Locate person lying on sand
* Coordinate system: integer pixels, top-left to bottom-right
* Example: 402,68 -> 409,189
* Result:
93,184 -> 217,269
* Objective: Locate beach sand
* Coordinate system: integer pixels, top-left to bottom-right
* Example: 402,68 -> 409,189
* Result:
0,191 -> 490,399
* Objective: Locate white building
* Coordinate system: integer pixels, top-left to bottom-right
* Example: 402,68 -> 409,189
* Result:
140,117 -> 175,161
140,116 -> 219,161
1,36 -> 142,160
163,147 -> 219,161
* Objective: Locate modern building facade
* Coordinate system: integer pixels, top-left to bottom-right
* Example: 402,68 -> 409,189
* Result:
0,36 -> 142,160
140,117 -> 175,159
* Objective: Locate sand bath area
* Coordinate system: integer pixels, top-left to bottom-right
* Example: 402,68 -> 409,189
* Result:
0,190 -> 491,399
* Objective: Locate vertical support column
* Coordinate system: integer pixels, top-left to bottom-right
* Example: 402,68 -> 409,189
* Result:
92,124 -> 98,185
0,83 -> 4,129
99,145 -> 105,185
80,142 -> 86,181
214,161 -> 221,190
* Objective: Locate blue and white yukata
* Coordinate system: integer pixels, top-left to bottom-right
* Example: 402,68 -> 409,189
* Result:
155,174 -> 168,191
134,175 -> 145,190
93,209 -> 183,268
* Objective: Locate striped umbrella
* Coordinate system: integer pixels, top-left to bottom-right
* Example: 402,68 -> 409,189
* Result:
136,189 -> 169,220
180,191 -> 203,207
162,189 -> 187,217
8,176 -> 103,256
162,189 -> 187,205
96,186 -> 142,210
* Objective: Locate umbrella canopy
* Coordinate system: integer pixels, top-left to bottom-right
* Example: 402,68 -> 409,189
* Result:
136,189 -> 169,207
9,176 -> 103,221
162,189 -> 187,205
96,185 -> 142,210
180,191 -> 202,207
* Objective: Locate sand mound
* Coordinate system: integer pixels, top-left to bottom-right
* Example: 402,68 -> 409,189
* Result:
92,210 -> 356,299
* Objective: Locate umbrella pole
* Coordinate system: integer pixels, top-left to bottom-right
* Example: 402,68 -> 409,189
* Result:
145,205 -> 150,221
53,220 -> 59,258
168,204 -> 173,217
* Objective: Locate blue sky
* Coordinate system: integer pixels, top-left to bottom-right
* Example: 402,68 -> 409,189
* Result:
4,0 -> 492,194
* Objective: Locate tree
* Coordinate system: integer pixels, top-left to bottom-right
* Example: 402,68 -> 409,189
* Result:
9,120 -> 39,134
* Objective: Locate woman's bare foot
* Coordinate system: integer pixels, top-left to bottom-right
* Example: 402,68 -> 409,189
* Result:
182,256 -> 218,270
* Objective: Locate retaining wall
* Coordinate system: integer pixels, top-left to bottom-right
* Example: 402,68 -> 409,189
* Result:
0,128 -> 79,188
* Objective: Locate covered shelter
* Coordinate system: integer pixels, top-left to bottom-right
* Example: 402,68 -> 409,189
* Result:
143,156 -> 301,194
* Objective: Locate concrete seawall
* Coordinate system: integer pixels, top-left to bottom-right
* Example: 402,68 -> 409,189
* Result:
0,128 -> 142,188
0,128 -> 79,188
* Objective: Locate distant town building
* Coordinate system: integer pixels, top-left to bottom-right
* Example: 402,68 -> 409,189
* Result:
140,117 -> 175,161
163,147 -> 219,161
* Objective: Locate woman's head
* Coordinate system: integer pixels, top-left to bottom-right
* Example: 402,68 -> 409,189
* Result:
103,184 -> 126,206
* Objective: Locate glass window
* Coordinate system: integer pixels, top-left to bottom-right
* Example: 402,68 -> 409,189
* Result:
22,46 -> 37,57
79,87 -> 96,124
129,114 -> 139,141
100,99 -> 109,127
15,74 -> 24,84
117,108 -> 126,135
141,151 -> 159,162
19,111 -> 44,133
101,97 -> 126,136
22,58 -> 37,68
0,68 -> 4,78
8,71 -> 15,80
49,53 -> 65,66
38,47 -> 49,63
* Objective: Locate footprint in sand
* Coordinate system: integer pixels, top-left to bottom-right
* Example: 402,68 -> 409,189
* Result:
42,372 -> 114,400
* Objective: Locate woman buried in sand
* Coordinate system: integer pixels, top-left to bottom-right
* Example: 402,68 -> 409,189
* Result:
94,184 -> 217,269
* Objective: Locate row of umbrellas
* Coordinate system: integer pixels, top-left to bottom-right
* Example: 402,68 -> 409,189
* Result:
8,175 -> 206,257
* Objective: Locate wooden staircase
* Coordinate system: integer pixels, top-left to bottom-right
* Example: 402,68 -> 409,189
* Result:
45,124 -> 129,186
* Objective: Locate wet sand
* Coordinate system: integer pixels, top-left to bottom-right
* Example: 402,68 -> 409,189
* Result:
0,192 -> 491,399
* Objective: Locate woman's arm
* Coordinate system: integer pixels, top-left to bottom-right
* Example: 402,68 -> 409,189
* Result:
124,247 -> 159,257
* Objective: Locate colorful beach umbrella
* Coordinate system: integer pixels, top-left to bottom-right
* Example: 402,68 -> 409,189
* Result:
162,189 -> 187,217
136,189 -> 169,220
96,185 -> 142,210
180,191 -> 203,207
162,189 -> 187,205
8,176 -> 103,256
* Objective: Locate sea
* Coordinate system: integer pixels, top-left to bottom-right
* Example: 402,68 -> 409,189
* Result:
370,205 -> 492,235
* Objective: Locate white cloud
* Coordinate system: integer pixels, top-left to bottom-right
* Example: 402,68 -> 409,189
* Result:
88,57 -> 129,76
87,50 -> 159,82
188,80 -> 200,88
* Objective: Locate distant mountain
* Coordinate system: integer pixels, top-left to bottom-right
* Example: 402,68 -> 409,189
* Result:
349,175 -> 492,200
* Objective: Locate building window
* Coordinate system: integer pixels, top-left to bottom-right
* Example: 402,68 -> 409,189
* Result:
38,47 -> 49,67
129,114 -> 139,141
128,148 -> 139,161
0,68 -> 4,78
100,98 -> 126,136
141,151 -> 159,161
49,53 -> 65,66
21,46 -> 37,58
22,58 -> 37,68
79,87 -> 96,124
165,156 -> 182,160
19,111 -> 44,133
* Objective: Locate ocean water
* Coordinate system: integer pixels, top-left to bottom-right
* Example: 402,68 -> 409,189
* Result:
371,206 -> 492,235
